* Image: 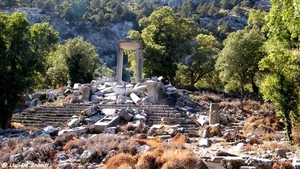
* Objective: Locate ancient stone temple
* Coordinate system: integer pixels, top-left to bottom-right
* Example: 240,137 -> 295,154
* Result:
116,38 -> 143,82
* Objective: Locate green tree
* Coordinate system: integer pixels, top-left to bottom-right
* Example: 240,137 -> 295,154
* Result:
60,37 -> 101,85
216,29 -> 265,101
139,7 -> 198,83
259,0 -> 300,143
175,34 -> 221,86
247,9 -> 267,31
259,40 -> 300,143
0,12 -> 58,129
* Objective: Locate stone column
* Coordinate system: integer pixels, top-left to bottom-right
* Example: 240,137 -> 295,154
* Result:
130,93 -> 141,105
145,80 -> 158,104
116,47 -> 124,82
136,48 -> 143,82
209,103 -> 220,125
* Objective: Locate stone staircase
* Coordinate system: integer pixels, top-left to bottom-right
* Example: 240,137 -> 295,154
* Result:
12,103 -> 200,135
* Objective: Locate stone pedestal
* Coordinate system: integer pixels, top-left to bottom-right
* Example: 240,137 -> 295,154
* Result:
81,85 -> 90,102
145,80 -> 158,104
209,103 -> 220,125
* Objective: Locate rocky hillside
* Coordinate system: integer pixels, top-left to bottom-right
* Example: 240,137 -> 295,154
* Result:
1,0 -> 271,70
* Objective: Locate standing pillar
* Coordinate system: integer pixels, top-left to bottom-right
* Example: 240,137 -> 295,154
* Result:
136,48 -> 143,82
145,80 -> 158,104
209,103 -> 220,125
116,47 -> 124,82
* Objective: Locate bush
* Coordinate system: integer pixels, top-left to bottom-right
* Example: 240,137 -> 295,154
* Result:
103,153 -> 136,169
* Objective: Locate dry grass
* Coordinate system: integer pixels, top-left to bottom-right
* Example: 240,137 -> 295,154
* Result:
260,142 -> 291,152
243,115 -> 283,135
63,139 -> 82,151
198,93 -> 222,104
0,136 -> 56,163
272,159 -> 293,169
243,99 -> 261,113
171,133 -> 188,144
102,153 -> 137,169
292,124 -> 300,145
10,122 -> 24,129
55,133 -> 75,149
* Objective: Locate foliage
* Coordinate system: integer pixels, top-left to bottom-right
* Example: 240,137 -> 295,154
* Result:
259,40 -> 300,142
82,0 -> 136,26
216,29 -> 266,101
259,0 -> 300,143
47,37 -> 106,86
0,12 -> 58,129
139,6 -> 198,83
175,34 -> 221,86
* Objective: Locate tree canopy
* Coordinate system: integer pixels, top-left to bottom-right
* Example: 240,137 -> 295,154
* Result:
0,12 -> 58,129
259,0 -> 300,142
139,6 -> 198,83
216,29 -> 265,100
47,37 -> 103,87
175,34 -> 221,86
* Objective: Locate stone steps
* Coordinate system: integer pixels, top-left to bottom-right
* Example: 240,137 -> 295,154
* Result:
12,103 -> 199,135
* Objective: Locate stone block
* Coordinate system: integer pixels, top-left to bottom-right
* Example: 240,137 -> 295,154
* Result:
102,109 -> 117,116
58,126 -> 88,136
199,138 -> 211,147
245,158 -> 273,169
68,118 -> 79,128
293,158 -> 300,169
220,157 -> 245,169
94,116 -> 120,133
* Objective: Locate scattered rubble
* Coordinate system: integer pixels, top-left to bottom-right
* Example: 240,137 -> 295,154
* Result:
5,77 -> 300,168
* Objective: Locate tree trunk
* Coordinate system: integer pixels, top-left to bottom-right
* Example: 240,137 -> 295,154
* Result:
251,80 -> 259,93
240,86 -> 244,105
283,110 -> 294,143
0,110 -> 12,129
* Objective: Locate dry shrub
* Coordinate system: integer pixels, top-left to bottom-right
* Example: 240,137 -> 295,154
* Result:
124,123 -> 137,131
136,152 -> 160,169
85,134 -> 129,163
135,143 -> 206,169
260,102 -> 276,112
247,136 -> 260,145
103,153 -> 136,169
272,160 -> 293,169
243,100 -> 261,113
243,116 -> 278,135
242,144 -> 257,151
292,123 -> 300,145
160,149 -> 207,169
262,142 -> 289,152
63,139 -> 81,151
244,116 -> 257,123
135,139 -> 147,146
171,133 -> 187,144
117,139 -> 138,155
55,133 -> 75,148
10,122 -> 24,129
198,93 -> 222,103
37,144 -> 56,162
202,125 -> 222,137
